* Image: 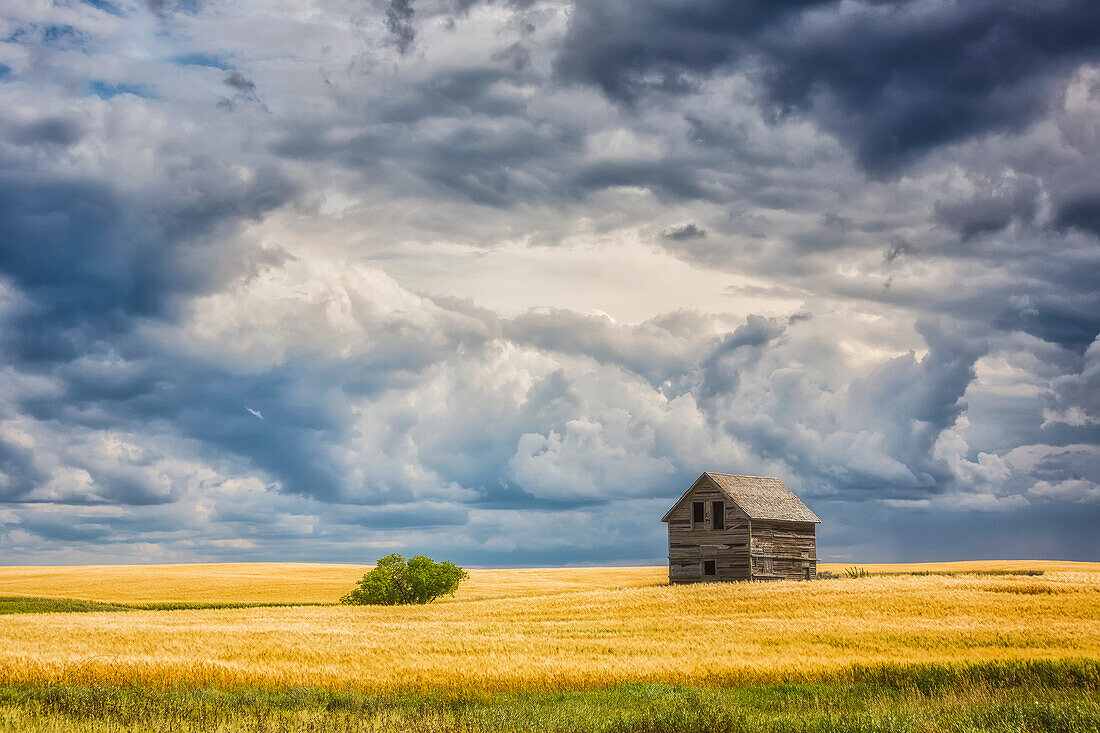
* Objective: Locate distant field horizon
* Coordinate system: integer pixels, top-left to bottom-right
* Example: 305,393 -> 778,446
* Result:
1,559 -> 1098,605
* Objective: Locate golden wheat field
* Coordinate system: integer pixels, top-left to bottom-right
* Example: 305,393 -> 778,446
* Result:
0,560 -> 1087,605
0,564 -> 664,605
0,561 -> 1098,692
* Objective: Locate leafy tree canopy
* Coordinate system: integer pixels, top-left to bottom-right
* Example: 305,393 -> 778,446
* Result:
340,554 -> 469,605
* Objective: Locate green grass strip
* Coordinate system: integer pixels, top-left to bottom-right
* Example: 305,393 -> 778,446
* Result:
0,659 -> 1097,732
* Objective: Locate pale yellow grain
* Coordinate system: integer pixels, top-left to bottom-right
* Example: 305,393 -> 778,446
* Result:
0,563 -> 1097,692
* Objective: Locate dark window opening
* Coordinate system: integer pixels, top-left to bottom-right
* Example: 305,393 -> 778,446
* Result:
704,560 -> 716,576
692,501 -> 705,526
712,501 -> 724,530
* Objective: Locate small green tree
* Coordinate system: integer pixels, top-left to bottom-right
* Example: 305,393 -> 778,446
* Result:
341,553 -> 468,605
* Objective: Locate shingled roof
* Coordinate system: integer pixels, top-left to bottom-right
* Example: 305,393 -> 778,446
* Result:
662,472 -> 821,523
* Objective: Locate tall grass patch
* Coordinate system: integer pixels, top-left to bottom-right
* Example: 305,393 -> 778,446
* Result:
1,659 -> 1097,732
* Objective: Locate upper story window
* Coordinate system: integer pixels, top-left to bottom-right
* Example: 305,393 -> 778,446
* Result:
712,501 -> 724,530
692,501 -> 705,527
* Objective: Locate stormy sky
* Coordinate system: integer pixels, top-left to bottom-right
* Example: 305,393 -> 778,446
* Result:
2,0 -> 1099,565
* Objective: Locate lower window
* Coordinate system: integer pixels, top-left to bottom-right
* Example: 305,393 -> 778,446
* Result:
704,560 -> 716,576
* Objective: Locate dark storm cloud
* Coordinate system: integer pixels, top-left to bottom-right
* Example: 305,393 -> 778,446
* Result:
558,0 -> 1100,174
338,503 -> 470,530
0,437 -> 43,502
1054,194 -> 1100,239
878,193 -> 1100,353
492,42 -> 531,73
555,1 -> 827,102
223,71 -> 256,94
661,223 -> 706,241
386,0 -> 416,55
222,71 -> 266,110
934,178 -> 1040,241
758,0 -> 1100,175
883,237 -> 916,264
818,498 -> 1100,561
0,176 -> 128,333
270,64 -> 580,207
18,516 -> 114,542
0,166 -> 296,341
570,160 -> 712,202
7,117 -> 84,147
147,0 -> 203,20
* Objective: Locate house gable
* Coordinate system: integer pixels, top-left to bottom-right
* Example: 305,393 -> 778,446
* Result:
661,473 -> 713,522
663,474 -> 751,528
662,472 -> 819,524
661,472 -> 756,523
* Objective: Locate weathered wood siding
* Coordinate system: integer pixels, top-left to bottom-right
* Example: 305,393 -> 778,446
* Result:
750,520 -> 817,580
666,476 -> 751,583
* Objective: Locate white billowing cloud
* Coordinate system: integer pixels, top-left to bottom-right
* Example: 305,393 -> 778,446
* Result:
513,417 -> 672,500
0,410 -> 243,507
180,257 -> 468,369
1028,478 -> 1100,504
513,407 -> 679,500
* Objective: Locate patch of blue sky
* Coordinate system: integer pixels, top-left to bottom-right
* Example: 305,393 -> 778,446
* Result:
81,0 -> 125,17
87,80 -> 158,100
171,52 -> 230,70
165,0 -> 205,17
42,24 -> 90,49
2,27 -> 29,44
5,24 -> 90,51
0,65 -> 10,81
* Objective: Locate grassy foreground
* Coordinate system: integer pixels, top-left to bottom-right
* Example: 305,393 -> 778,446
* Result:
1,659 -> 1098,732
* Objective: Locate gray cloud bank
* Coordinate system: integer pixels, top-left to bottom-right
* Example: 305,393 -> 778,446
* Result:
0,0 -> 1098,565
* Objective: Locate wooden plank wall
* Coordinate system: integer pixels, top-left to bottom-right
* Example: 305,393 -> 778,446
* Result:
750,520 -> 817,580
667,477 -> 751,583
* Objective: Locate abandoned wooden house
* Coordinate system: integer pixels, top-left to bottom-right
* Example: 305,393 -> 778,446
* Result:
662,472 -> 820,582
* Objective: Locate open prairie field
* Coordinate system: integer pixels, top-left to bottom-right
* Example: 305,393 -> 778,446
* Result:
0,563 -> 666,605
0,561 -> 1098,693
0,560 -> 1093,605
